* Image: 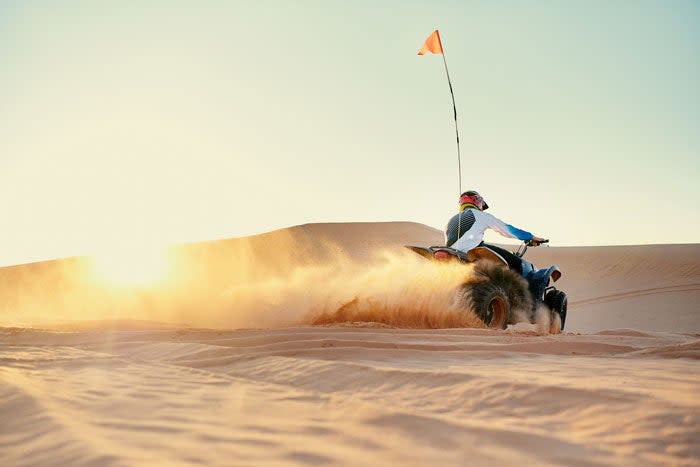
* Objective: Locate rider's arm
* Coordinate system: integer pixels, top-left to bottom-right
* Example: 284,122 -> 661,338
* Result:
478,211 -> 534,242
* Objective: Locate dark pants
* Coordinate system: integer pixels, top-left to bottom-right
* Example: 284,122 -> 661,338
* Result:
481,243 -> 523,275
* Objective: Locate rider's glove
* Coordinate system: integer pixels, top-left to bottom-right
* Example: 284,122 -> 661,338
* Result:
528,237 -> 548,246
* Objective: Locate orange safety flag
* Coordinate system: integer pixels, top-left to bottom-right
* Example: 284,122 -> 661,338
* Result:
417,30 -> 443,55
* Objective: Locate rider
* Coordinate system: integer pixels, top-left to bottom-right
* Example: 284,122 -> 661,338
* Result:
445,190 -> 546,274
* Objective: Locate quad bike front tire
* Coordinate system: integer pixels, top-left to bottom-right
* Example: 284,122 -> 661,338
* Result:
544,289 -> 568,330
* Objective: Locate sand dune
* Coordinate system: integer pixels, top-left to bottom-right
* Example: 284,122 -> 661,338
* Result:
523,243 -> 700,333
1,327 -> 698,466
1,222 -> 698,466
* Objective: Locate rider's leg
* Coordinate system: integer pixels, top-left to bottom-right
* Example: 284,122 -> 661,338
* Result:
480,243 -> 524,275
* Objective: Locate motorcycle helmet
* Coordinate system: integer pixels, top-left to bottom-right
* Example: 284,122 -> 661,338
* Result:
459,190 -> 489,211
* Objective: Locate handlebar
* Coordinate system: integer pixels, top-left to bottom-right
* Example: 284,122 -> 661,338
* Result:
515,239 -> 549,258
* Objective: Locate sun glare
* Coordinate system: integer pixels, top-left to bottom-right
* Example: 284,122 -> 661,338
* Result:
91,245 -> 171,287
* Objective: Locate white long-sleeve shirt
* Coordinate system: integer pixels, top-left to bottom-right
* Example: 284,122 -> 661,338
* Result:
445,208 -> 534,253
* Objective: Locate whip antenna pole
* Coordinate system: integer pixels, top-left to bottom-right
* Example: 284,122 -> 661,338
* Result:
418,29 -> 462,194
435,31 -> 462,195
418,29 -> 465,241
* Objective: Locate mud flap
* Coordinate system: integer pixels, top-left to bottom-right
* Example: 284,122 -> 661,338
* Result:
404,245 -> 434,260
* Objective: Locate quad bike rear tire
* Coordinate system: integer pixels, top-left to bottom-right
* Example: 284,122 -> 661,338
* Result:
457,281 -> 510,329
484,291 -> 509,329
457,262 -> 531,330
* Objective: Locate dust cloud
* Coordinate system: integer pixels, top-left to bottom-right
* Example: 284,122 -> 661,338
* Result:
207,249 -> 486,329
0,242 -> 488,330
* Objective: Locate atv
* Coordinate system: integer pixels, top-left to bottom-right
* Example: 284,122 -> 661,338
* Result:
406,240 -> 567,331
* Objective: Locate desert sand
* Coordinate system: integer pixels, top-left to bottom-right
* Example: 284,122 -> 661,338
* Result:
1,222 -> 698,466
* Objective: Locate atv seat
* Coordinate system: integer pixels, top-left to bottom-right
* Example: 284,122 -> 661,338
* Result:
466,247 -> 509,268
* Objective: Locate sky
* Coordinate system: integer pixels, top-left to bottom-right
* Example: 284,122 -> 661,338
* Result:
1,0 -> 699,266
